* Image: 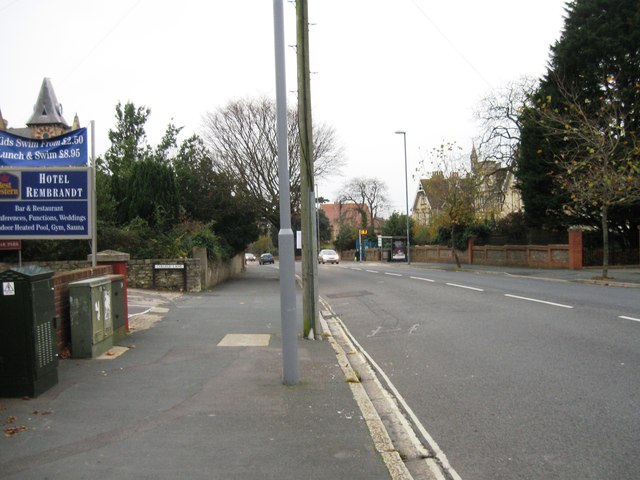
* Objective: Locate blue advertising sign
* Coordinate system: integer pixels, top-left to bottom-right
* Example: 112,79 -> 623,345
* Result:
0,168 -> 91,239
0,128 -> 88,166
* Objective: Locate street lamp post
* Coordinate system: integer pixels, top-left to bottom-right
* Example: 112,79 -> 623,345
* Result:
395,131 -> 411,264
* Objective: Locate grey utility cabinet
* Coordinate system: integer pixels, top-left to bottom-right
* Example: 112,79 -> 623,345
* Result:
0,266 -> 58,398
69,276 -> 113,358
105,274 -> 126,342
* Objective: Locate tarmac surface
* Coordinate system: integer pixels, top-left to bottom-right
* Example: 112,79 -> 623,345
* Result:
1,261 -> 638,480
409,262 -> 640,288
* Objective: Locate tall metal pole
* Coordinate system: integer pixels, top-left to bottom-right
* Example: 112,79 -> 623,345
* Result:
395,131 -> 411,264
296,0 -> 318,338
273,0 -> 299,385
90,120 -> 97,267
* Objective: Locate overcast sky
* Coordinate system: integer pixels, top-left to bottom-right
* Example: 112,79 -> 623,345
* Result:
0,0 -> 567,214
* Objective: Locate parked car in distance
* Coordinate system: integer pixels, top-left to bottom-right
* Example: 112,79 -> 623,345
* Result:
318,249 -> 340,264
245,253 -> 256,262
259,253 -> 275,265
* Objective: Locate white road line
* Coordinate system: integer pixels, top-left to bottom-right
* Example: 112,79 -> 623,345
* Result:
446,282 -> 484,292
352,267 -> 362,271
128,307 -> 153,318
385,272 -> 402,277
333,314 -> 463,480
366,269 -> 379,274
619,315 -> 640,322
504,294 -> 573,309
411,276 -> 434,282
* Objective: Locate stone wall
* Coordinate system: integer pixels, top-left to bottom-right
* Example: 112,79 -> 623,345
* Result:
124,254 -> 244,291
126,259 -> 201,292
1,252 -> 246,294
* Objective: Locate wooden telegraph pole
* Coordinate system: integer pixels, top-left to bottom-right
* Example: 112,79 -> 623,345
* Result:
296,0 -> 318,338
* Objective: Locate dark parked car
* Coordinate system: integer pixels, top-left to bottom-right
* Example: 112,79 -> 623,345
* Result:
259,253 -> 275,265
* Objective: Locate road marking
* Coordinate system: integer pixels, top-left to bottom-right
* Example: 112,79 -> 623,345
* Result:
128,307 -> 153,318
411,276 -> 435,282
352,267 -> 362,271
328,311 -> 463,480
619,315 -> 640,322
504,294 -> 573,309
385,272 -> 402,277
366,269 -> 379,274
446,282 -> 484,292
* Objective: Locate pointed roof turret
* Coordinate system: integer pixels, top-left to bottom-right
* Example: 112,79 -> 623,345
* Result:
470,143 -> 478,169
27,78 -> 69,127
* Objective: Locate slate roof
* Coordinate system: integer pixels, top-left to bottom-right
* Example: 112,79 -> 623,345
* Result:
27,78 -> 69,127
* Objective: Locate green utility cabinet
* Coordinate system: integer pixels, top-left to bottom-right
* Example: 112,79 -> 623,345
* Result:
105,274 -> 126,342
0,266 -> 58,398
69,277 -> 113,358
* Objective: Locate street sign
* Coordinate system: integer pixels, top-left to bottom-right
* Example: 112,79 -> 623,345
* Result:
0,239 -> 21,250
0,168 -> 91,239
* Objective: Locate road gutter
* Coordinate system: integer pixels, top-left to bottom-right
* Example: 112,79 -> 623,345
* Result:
320,298 -> 457,480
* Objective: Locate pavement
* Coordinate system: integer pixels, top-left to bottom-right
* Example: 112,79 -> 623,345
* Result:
0,265 -> 398,480
1,261 -> 638,480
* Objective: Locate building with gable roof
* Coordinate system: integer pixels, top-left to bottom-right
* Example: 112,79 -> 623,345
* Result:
412,146 -> 522,226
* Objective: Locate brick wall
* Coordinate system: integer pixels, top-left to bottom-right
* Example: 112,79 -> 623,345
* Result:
339,232 -> 582,270
470,244 -> 570,268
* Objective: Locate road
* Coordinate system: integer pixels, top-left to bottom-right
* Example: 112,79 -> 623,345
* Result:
316,262 -> 640,480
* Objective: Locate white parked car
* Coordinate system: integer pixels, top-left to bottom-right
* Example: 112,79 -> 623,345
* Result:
318,249 -> 340,264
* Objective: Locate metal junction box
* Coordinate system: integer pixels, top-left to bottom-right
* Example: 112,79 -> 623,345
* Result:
0,266 -> 58,398
69,276 -> 113,358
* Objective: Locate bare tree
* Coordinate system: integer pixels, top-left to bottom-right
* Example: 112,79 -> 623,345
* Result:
474,76 -> 538,173
417,142 -> 477,268
338,177 -> 389,233
201,97 -> 344,228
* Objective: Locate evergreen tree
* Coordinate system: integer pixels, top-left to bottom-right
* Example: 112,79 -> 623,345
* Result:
174,135 -> 260,254
318,208 -> 331,244
518,0 -> 640,232
127,157 -> 181,229
382,211 -> 414,241
102,102 -> 152,224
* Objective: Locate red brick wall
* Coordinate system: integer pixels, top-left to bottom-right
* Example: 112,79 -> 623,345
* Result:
52,266 -> 112,356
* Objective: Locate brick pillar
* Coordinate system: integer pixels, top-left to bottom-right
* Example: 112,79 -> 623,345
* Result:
568,228 -> 583,270
94,250 -> 131,330
467,236 -> 476,265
